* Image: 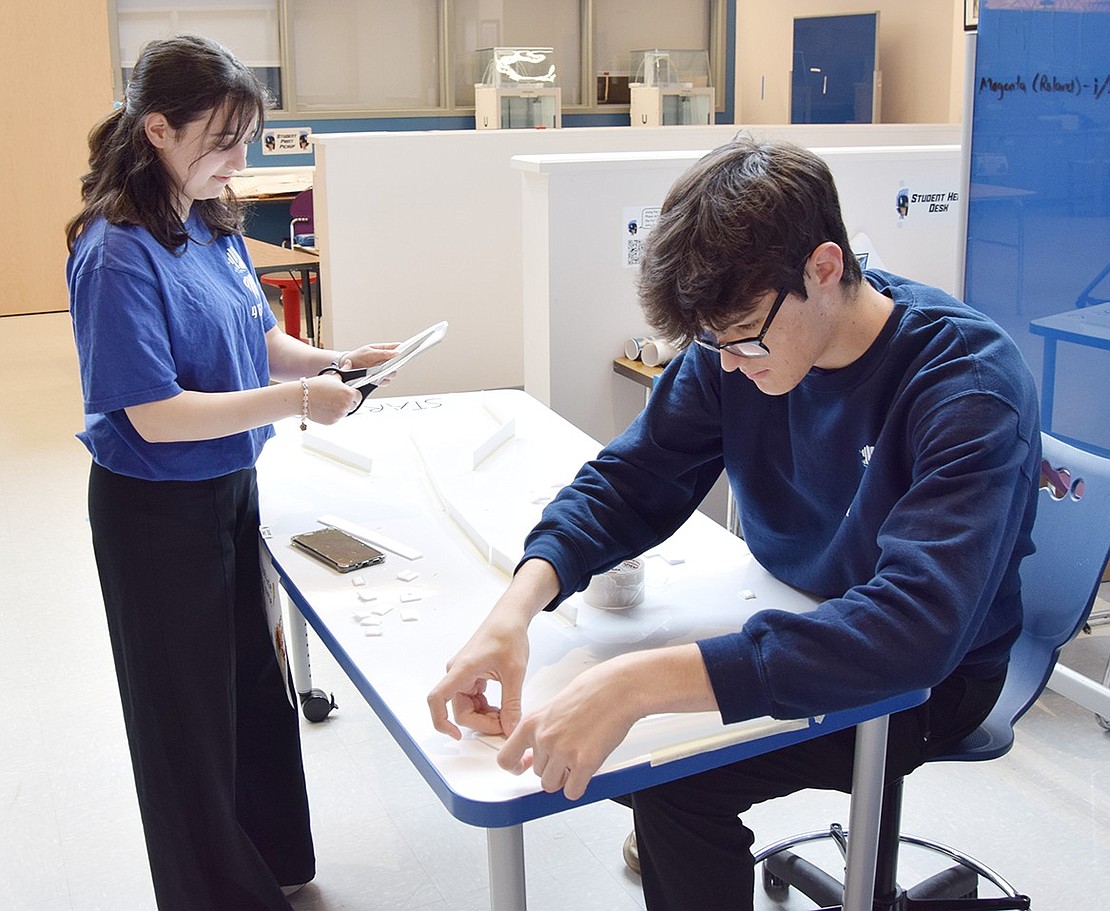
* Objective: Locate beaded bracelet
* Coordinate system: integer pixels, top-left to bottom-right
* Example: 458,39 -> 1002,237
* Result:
299,377 -> 309,431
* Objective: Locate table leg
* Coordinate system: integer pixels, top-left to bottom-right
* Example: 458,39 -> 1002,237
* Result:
285,599 -> 314,697
1039,337 -> 1058,432
487,825 -> 527,910
841,714 -> 889,911
300,268 -> 315,344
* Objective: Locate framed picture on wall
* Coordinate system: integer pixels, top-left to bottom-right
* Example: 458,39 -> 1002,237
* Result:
964,0 -> 979,31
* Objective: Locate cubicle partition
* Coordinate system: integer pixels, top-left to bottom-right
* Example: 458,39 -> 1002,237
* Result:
513,144 -> 963,447
311,124 -> 959,406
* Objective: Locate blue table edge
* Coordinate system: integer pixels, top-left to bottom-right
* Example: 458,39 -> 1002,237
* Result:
268,541 -> 929,830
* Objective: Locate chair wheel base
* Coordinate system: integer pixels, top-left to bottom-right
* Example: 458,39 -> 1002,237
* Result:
762,864 -> 788,893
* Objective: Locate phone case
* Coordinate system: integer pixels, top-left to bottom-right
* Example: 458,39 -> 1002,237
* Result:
290,527 -> 386,572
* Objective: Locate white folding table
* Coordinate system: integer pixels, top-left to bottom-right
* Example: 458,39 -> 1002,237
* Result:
256,389 -> 926,911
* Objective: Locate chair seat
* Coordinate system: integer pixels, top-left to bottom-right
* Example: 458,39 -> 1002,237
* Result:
754,433 -> 1110,911
259,273 -> 317,290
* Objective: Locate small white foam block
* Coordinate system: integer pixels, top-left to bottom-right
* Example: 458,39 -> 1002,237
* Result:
399,591 -> 422,603
364,625 -> 384,637
356,589 -> 378,602
350,574 -> 366,587
554,600 -> 578,626
739,589 -> 756,600
395,569 -> 419,583
371,604 -> 394,617
400,606 -> 421,621
359,616 -> 382,628
353,608 -> 376,621
301,432 -> 374,472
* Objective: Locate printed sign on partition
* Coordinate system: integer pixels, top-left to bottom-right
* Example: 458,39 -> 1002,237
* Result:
623,206 -> 662,268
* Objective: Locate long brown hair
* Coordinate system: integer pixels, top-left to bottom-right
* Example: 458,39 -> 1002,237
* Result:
65,35 -> 268,254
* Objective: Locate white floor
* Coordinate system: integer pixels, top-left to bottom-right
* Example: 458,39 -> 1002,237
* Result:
2,311 -> 1107,911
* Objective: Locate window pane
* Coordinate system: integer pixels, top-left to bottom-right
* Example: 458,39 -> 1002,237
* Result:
291,0 -> 441,112
594,0 -> 710,104
116,0 -> 282,108
453,0 -> 580,107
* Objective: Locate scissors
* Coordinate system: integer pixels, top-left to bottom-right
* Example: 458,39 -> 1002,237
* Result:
316,365 -> 380,415
316,322 -> 449,417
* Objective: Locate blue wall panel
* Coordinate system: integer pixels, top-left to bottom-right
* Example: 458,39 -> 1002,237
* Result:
966,1 -> 1110,455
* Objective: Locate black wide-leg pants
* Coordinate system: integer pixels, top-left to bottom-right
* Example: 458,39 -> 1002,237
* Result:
88,462 -> 315,911
627,670 -> 1005,911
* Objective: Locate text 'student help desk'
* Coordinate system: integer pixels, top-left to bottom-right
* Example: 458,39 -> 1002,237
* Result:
255,389 -> 927,911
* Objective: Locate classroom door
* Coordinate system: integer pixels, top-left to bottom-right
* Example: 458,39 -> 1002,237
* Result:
791,13 -> 879,125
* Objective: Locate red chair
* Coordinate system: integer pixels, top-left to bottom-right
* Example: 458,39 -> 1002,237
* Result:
260,272 -> 316,341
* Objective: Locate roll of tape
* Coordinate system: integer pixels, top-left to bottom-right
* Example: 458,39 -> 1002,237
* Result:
583,558 -> 646,610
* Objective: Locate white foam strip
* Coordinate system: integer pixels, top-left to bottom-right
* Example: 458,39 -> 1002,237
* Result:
648,717 -> 810,767
301,433 -> 373,472
472,418 -> 516,469
441,497 -> 491,563
316,514 -> 423,561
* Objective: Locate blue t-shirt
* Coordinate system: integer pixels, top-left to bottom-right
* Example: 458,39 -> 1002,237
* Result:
67,213 -> 277,481
522,271 -> 1041,725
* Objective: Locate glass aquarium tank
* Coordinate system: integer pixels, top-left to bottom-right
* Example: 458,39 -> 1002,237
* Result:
629,49 -> 714,126
474,47 -> 561,129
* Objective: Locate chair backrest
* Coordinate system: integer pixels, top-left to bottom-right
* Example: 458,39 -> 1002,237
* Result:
940,432 -> 1110,762
289,188 -> 314,246
290,188 -> 314,228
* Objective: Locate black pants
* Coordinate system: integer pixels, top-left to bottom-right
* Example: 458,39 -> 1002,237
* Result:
88,463 -> 315,911
627,671 -> 1006,911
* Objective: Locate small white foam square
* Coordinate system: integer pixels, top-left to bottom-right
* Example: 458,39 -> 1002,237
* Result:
371,604 -> 394,617
400,606 -> 421,622
555,601 -> 578,625
364,625 -> 384,637
739,589 -> 756,600
395,569 -> 420,583
356,590 -> 378,602
399,591 -> 422,603
350,574 -> 366,587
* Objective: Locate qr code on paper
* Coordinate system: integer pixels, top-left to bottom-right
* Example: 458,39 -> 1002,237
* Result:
626,238 -> 645,266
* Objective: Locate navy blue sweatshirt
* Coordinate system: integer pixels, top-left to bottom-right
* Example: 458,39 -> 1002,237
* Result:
521,272 -> 1041,724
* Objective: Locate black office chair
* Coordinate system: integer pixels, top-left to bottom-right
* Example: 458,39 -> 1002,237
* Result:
754,432 -> 1110,910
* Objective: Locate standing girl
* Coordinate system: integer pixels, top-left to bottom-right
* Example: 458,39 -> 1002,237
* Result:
66,35 -> 393,910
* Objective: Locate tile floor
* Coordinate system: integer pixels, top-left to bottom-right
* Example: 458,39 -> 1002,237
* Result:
1,311 -> 1107,910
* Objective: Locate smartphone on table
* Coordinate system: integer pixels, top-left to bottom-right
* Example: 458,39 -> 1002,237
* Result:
290,527 -> 386,573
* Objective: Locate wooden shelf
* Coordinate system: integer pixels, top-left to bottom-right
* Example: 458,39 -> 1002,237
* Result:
612,356 -> 662,390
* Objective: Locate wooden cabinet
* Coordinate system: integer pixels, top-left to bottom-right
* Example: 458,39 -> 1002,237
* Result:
0,3 -> 113,316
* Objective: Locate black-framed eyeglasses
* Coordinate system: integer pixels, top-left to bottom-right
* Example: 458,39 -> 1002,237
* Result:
692,286 -> 790,359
